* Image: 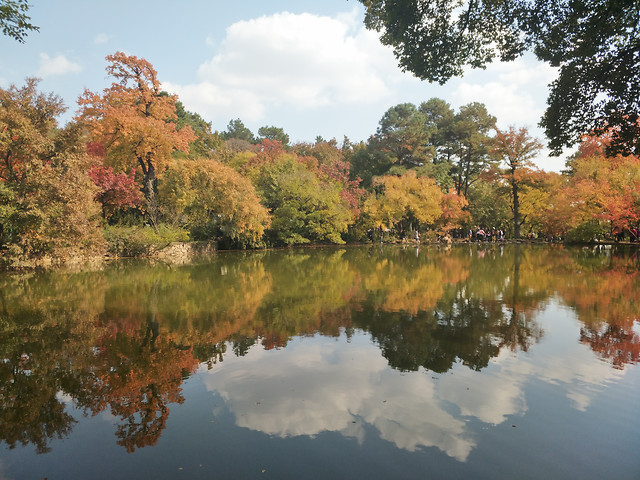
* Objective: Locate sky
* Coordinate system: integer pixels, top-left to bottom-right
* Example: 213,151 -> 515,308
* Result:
1,0 -> 568,171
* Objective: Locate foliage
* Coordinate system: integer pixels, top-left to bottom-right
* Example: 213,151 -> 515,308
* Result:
359,0 -> 640,156
173,99 -> 221,159
0,0 -> 37,42
257,125 -> 289,146
294,140 -> 365,217
0,78 -> 66,183
364,170 -> 443,233
436,190 -> 470,234
543,133 -> 640,240
351,99 -> 494,196
466,176 -> 511,232
76,52 -> 195,224
157,158 -> 270,248
246,149 -> 354,245
222,118 -> 255,143
372,103 -> 435,168
450,102 -> 496,197
88,165 -> 142,219
0,79 -> 104,265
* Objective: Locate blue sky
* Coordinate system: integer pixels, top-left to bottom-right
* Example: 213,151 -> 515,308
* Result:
1,0 -> 567,171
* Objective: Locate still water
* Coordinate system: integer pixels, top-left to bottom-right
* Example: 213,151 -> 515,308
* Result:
0,244 -> 639,479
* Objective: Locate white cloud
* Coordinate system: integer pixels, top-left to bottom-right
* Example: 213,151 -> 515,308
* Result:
36,53 -> 82,77
451,58 -> 566,170
165,10 -> 403,126
93,33 -> 110,44
202,336 -> 475,461
452,59 -> 557,131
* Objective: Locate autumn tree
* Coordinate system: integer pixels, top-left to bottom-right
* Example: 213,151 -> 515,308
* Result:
0,79 -> 104,263
157,158 -> 270,248
244,142 -> 354,245
516,170 -> 563,237
364,170 -> 443,235
293,139 -> 365,217
76,52 -> 194,226
491,126 -> 543,239
88,165 -> 142,220
544,135 -> 640,241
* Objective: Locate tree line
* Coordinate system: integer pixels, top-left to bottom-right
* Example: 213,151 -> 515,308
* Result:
1,52 -> 639,267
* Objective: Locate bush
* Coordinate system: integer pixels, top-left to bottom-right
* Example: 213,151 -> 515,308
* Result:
564,220 -> 606,243
104,225 -> 189,257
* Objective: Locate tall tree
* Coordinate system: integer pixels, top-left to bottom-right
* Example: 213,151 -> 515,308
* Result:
451,103 -> 496,198
0,0 -> 38,42
359,0 -> 640,156
419,98 -> 456,164
372,103 -> 434,172
491,126 -> 543,239
76,52 -> 194,225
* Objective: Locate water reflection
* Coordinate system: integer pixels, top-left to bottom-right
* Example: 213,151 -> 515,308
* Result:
204,336 -> 475,461
0,245 -> 638,458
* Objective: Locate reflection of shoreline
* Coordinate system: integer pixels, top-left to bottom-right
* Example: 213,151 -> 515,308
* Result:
1,245 -> 638,454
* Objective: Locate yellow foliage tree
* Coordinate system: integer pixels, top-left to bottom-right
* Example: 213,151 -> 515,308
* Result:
364,170 -> 443,234
158,158 -> 270,248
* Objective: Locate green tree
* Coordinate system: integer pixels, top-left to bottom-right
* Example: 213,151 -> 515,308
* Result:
222,118 -> 255,143
173,99 -> 221,159
249,154 -> 354,245
451,102 -> 496,198
359,0 -> 640,156
419,98 -> 456,165
466,174 -> 511,232
257,125 -> 290,146
0,0 -> 38,42
372,103 -> 434,171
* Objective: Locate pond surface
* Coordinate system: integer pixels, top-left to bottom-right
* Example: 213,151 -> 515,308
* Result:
1,244 -> 639,479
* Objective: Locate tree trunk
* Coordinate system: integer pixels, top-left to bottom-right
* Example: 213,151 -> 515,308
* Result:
511,173 -> 521,239
139,156 -> 159,228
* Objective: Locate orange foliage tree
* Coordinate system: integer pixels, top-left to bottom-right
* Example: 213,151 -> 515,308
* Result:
76,52 -> 194,225
543,133 -> 640,241
491,126 -> 543,239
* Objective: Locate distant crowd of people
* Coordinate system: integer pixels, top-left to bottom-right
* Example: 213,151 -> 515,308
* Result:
469,227 -> 504,242
368,225 -> 640,244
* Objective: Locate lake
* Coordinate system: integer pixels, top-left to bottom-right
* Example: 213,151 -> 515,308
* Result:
0,244 -> 639,479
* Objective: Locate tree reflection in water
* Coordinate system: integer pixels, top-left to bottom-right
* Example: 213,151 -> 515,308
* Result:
0,245 -> 637,453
